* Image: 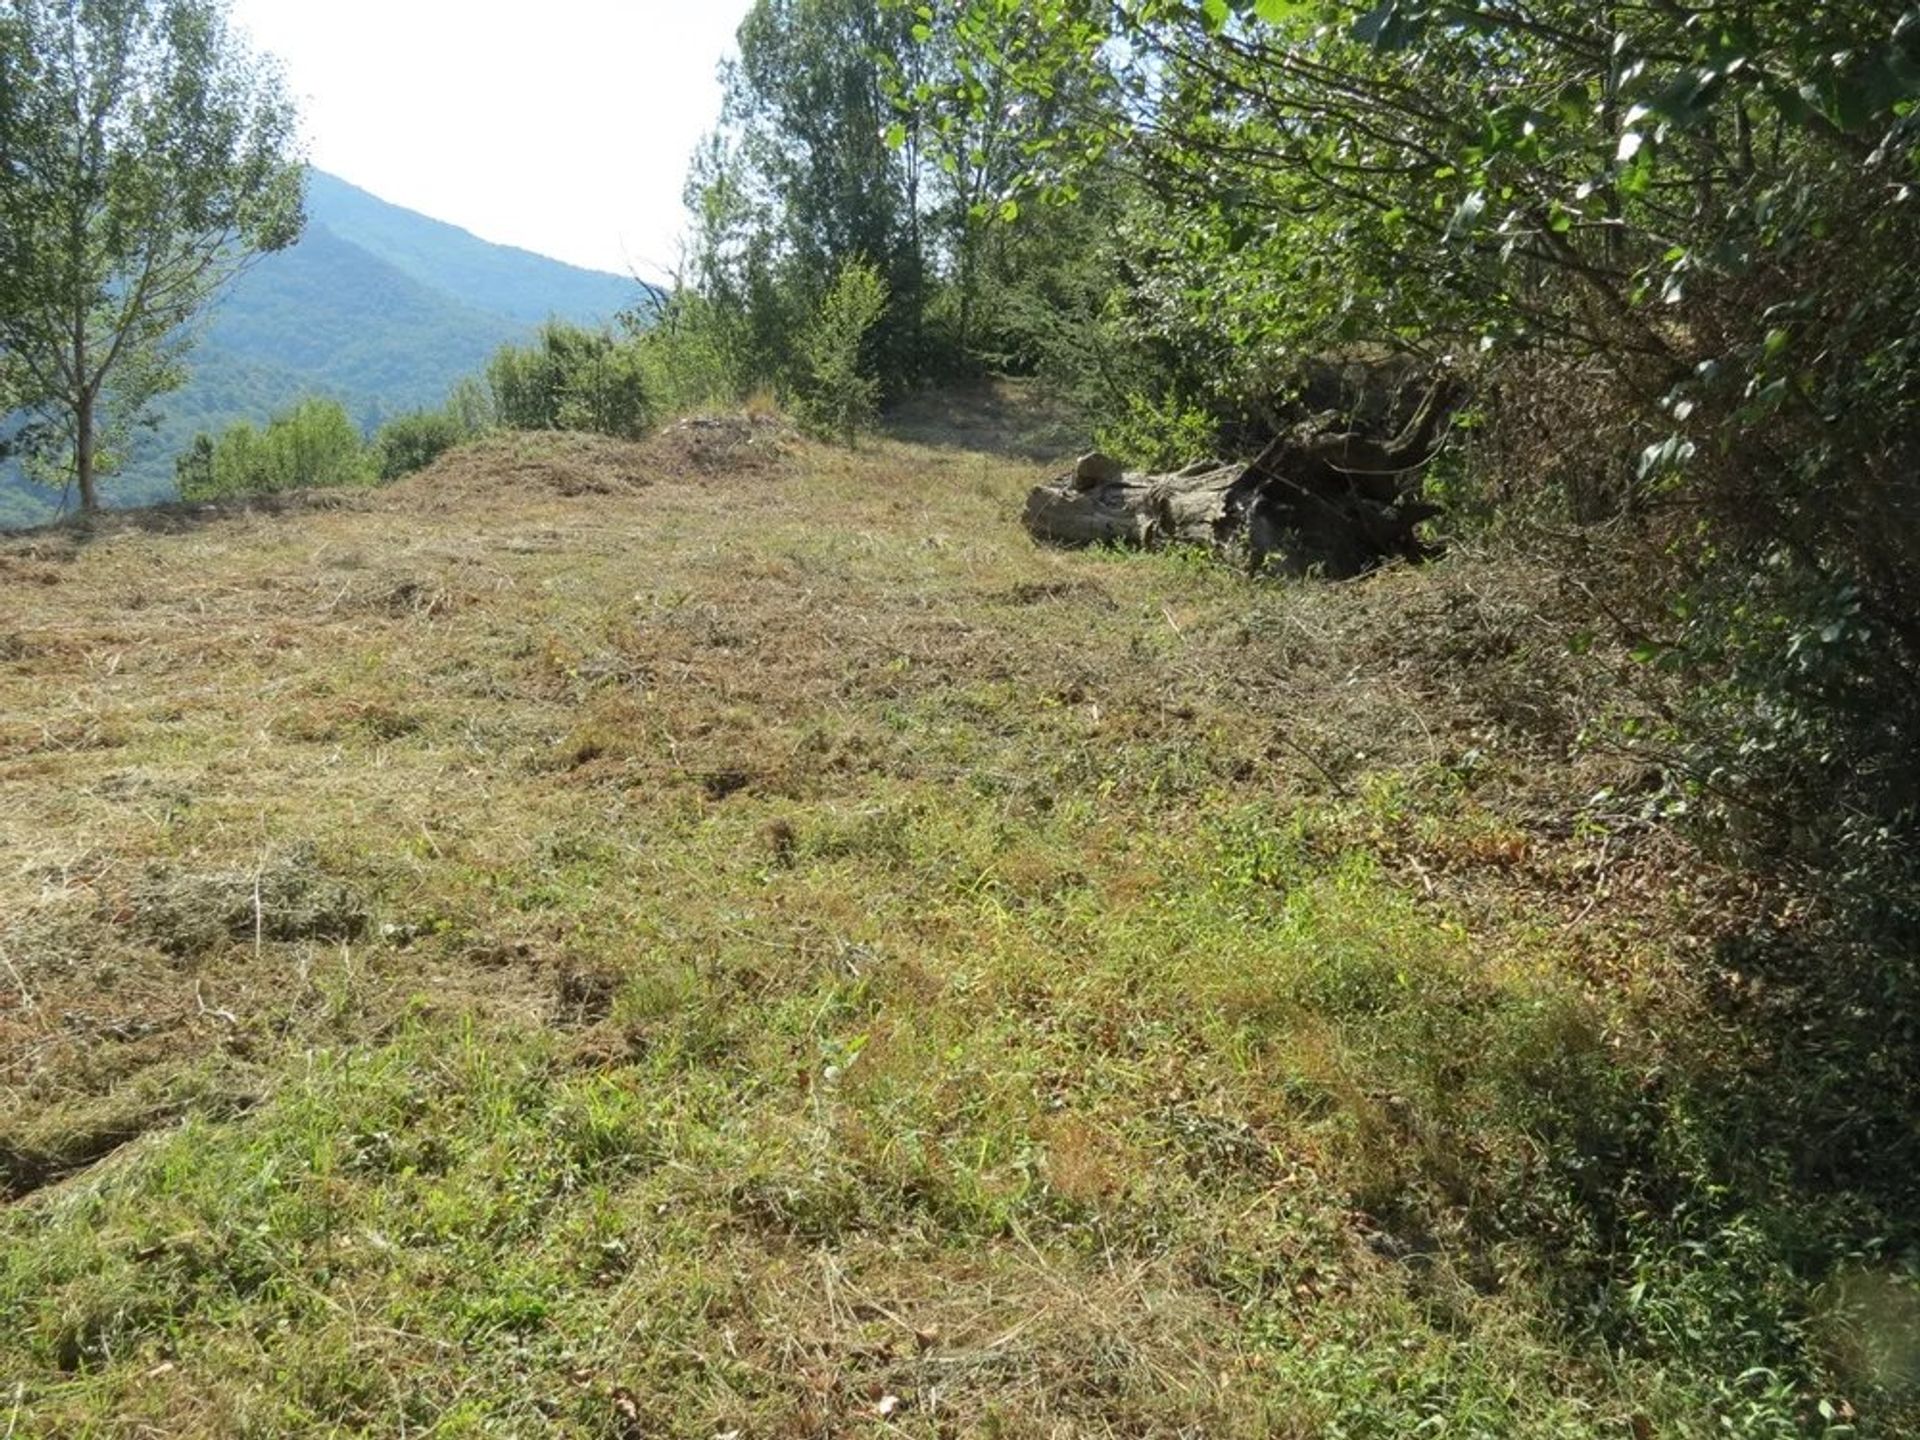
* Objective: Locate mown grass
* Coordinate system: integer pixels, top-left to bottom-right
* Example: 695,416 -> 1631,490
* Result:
1,403 -> 1915,1436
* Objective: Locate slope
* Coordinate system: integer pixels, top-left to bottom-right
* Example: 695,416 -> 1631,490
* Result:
3,397 -> 1909,1436
305,170 -> 643,327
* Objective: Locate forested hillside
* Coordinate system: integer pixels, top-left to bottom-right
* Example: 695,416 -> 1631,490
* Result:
302,171 -> 642,328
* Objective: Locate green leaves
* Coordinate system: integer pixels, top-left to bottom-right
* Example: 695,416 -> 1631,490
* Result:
794,258 -> 890,444
1636,433 -> 1697,484
1351,0 -> 1425,51
0,0 -> 305,508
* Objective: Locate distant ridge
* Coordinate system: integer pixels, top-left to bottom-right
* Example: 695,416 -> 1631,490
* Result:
302,171 -> 640,328
1,169 -> 650,523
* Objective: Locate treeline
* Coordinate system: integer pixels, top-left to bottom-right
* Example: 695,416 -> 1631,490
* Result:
630,0 -> 1124,437
674,0 -> 1920,895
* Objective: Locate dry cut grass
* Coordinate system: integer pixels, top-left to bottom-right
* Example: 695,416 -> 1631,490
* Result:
0,399 -> 1912,1437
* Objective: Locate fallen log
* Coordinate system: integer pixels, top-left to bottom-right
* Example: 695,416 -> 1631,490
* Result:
1025,376 -> 1466,579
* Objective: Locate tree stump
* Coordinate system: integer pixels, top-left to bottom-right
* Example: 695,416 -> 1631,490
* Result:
1025,377 -> 1465,579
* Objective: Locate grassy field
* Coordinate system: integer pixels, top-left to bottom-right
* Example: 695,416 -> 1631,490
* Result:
2,395 -> 1914,1436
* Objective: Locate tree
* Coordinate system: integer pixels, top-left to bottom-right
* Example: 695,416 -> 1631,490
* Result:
0,0 -> 303,512
177,395 -> 368,500
943,0 -> 1920,887
729,0 -> 916,289
794,257 -> 889,442
172,429 -> 213,495
372,409 -> 464,482
686,0 -> 931,394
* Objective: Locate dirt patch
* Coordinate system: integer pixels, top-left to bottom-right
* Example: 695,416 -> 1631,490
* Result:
119,845 -> 369,958
554,966 -> 620,1027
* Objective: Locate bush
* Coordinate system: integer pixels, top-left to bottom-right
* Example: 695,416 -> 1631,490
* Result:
792,260 -> 888,444
373,410 -> 465,482
486,322 -> 652,439
1093,390 -> 1218,472
627,290 -> 746,420
444,376 -> 497,438
177,398 -> 370,500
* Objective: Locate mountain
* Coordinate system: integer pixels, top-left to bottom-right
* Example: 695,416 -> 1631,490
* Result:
1,170 -> 648,523
302,172 -> 639,328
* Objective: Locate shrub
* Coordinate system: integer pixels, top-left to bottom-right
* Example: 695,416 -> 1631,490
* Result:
628,290 -> 745,420
792,260 -> 888,444
177,397 -> 370,500
486,322 -> 652,439
373,410 -> 465,482
1093,390 -> 1218,472
445,376 -> 498,437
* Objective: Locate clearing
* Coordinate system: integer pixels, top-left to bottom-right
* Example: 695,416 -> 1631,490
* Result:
1,394 -> 1909,1436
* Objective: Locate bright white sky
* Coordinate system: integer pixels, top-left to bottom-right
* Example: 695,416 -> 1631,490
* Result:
227,1 -> 755,282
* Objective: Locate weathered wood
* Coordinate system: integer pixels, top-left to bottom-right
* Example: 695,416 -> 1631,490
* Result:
1026,377 -> 1464,579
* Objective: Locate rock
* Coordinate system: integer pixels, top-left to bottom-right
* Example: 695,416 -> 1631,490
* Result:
1072,451 -> 1126,490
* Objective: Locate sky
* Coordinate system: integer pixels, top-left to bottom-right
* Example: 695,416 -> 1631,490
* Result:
226,1 -> 756,283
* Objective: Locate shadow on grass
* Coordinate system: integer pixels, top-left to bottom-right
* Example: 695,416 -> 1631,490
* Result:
0,486 -> 373,551
1398,901 -> 1920,1403
882,377 -> 1085,463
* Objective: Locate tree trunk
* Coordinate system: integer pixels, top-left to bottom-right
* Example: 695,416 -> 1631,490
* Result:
74,401 -> 96,518
71,299 -> 99,513
1024,377 -> 1464,579
75,387 -> 98,514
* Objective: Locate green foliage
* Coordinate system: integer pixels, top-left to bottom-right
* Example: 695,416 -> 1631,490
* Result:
792,260 -> 889,443
178,397 -> 370,500
935,0 -> 1920,893
486,322 -> 652,440
372,410 -> 467,482
0,0 -> 304,510
443,376 -> 498,438
172,433 -> 216,498
673,0 -> 1116,412
719,0 -> 924,389
621,288 -> 749,419
1093,390 -> 1218,472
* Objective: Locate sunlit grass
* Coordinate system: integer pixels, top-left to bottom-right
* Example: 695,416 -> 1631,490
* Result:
1,414 -> 1913,1436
